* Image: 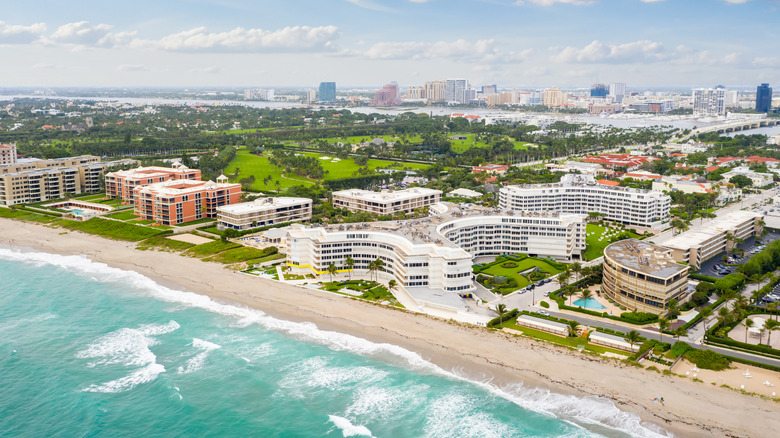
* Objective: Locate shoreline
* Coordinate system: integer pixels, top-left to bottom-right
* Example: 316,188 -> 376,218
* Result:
2,217 -> 777,437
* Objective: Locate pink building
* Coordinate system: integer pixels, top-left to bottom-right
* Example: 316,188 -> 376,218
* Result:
370,83 -> 401,106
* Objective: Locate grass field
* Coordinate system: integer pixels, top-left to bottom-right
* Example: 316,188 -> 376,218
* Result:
480,257 -> 563,293
448,134 -> 537,154
106,210 -> 139,221
206,247 -> 279,264
500,320 -> 629,356
585,224 -> 640,260
226,150 -> 431,191
136,235 -> 197,252
186,240 -> 241,257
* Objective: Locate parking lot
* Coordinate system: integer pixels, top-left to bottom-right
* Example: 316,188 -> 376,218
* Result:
697,231 -> 780,278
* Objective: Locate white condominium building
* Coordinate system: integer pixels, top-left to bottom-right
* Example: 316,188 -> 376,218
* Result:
499,174 -> 671,228
0,143 -> 17,165
332,188 -> 442,215
0,167 -> 78,206
437,213 -> 586,261
663,210 -> 763,269
217,197 -> 312,231
286,224 -> 475,294
693,88 -> 726,117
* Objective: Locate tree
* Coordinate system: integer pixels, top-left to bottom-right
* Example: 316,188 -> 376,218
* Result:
567,320 -> 580,338
673,327 -> 687,343
570,262 -> 582,281
495,303 -> 508,325
670,218 -> 689,235
368,260 -> 377,282
657,317 -> 670,342
745,318 -> 754,343
666,299 -> 681,322
729,174 -> 753,189
388,279 -> 397,292
624,330 -> 641,353
345,256 -> 355,280
767,302 -> 778,322
700,306 -> 714,334
328,263 -> 337,283
765,319 -> 779,346
373,258 -> 384,281
578,288 -> 593,306
558,270 -> 571,292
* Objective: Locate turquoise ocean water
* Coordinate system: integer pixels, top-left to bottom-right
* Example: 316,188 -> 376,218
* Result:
0,248 -> 670,437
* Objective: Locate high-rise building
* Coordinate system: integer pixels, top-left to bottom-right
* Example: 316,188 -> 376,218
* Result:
609,83 -> 626,103
693,87 -> 726,116
306,89 -> 317,103
725,90 -> 739,108
481,84 -> 497,95
445,79 -> 468,104
243,89 -> 275,101
590,83 -> 609,98
318,82 -> 336,102
370,83 -> 401,106
407,86 -> 426,99
756,83 -> 773,113
425,81 -> 447,103
0,143 -> 17,165
542,88 -> 567,108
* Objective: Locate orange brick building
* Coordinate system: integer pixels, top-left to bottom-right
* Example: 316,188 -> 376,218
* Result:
133,177 -> 241,225
105,164 -> 202,203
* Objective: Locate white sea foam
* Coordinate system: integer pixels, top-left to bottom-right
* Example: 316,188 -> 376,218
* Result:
177,338 -> 221,375
83,363 -> 166,393
280,357 -> 389,395
424,393 -> 517,438
0,312 -> 58,333
0,247 -> 671,437
327,415 -> 374,438
345,387 -> 405,419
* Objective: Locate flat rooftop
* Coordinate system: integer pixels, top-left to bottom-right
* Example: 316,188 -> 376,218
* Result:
333,187 -> 442,203
217,197 -> 311,214
605,239 -> 688,279
663,210 -> 762,250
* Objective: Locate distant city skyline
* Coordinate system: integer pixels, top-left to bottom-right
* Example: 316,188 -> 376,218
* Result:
0,0 -> 778,88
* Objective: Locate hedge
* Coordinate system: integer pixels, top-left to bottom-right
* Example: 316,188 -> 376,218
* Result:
487,309 -> 519,327
550,287 -> 659,325
689,273 -> 717,283
539,301 -> 550,308
707,334 -> 780,358
684,348 -> 731,371
678,297 -> 726,332
728,355 -> 780,373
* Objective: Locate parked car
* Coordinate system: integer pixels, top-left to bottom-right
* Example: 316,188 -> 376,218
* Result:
537,310 -> 551,317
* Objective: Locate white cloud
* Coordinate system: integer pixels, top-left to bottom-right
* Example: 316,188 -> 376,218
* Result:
553,39 -> 667,63
48,21 -> 136,48
0,21 -> 46,44
753,56 -> 780,67
357,39 -> 531,63
516,0 -> 597,5
117,64 -> 150,72
189,66 -> 220,74
345,0 -> 394,11
724,0 -> 750,4
131,25 -> 340,53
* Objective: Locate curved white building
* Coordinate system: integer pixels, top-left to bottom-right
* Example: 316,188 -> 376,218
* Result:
286,225 -> 475,294
499,174 -> 670,228
437,213 -> 586,261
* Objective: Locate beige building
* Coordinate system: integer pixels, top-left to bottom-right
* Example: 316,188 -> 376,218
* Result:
543,88 -> 567,108
425,81 -> 447,103
663,211 -> 763,269
603,239 -> 689,314
0,143 -> 17,165
217,197 -> 312,231
333,188 -> 442,216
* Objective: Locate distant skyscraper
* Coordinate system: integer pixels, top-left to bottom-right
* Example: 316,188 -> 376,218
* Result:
318,82 -> 336,102
425,81 -> 446,103
370,83 -> 401,106
542,88 -> 567,108
609,83 -> 626,103
756,83 -> 773,113
693,88 -> 726,116
590,83 -> 609,98
306,89 -> 317,103
481,85 -> 497,95
445,79 -> 468,103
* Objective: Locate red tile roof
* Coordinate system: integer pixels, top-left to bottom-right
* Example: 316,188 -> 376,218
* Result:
596,179 -> 620,186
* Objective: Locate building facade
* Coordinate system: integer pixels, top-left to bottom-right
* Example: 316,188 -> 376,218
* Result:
445,79 -> 468,104
370,83 -> 401,106
133,178 -> 241,226
217,197 -> 312,231
318,82 -> 336,102
602,239 -> 689,314
105,165 -> 202,203
662,211 -> 763,269
693,88 -> 727,116
436,213 -> 586,261
756,83 -> 773,113
0,143 -> 17,165
499,174 -> 671,228
332,188 -> 442,215
286,225 -> 475,294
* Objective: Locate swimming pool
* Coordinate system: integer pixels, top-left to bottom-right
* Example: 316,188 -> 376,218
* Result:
573,298 -> 606,310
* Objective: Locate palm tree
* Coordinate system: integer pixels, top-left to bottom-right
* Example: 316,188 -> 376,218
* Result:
567,288 -> 578,306
765,319 -> 779,346
745,318 -> 754,343
700,306 -> 714,334
345,256 -> 355,280
673,327 -> 687,343
578,288 -> 593,307
624,329 -> 641,353
495,303 -> 508,325
328,263 -> 337,283
768,302 -> 778,322
657,317 -> 670,342
373,258 -> 384,282
388,279 -> 397,293
734,295 -> 749,312
666,299 -> 681,323
558,271 -> 571,292
567,320 -> 580,338
368,260 -> 377,282
570,262 -> 582,282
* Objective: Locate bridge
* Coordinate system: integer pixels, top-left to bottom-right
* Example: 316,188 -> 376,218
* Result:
680,118 -> 780,141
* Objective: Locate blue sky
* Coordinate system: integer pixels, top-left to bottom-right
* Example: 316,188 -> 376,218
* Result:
0,0 -> 778,89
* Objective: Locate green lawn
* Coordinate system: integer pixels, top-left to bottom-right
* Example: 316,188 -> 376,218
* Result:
106,210 -> 139,221
480,257 -> 563,294
136,235 -> 197,251
585,224 -> 640,260
186,240 -> 241,257
226,150 -> 431,191
501,319 -> 629,356
206,247 -> 278,264
60,218 -> 166,241
319,135 -> 424,145
448,133 -> 537,154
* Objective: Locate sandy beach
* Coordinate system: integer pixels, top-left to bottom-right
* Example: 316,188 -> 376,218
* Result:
2,217 -> 778,437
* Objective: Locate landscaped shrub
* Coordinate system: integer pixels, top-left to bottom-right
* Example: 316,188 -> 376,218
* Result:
501,262 -> 518,268
713,273 -> 746,295
619,312 -> 658,324
528,271 -> 545,281
684,348 -> 730,371
689,273 -> 717,283
539,301 -> 549,308
695,281 -> 715,296
487,309 -> 519,327
690,291 -> 710,307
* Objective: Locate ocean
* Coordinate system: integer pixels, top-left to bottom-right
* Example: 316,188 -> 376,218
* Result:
0,248 -> 670,438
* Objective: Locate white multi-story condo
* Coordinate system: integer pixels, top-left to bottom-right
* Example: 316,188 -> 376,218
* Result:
0,143 -> 17,165
663,211 -> 763,269
286,224 -> 475,294
436,213 -> 586,261
693,88 -> 726,117
332,188 -> 442,216
499,174 -> 670,228
217,197 -> 312,231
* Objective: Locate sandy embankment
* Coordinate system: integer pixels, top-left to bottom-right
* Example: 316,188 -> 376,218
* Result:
1,217 -> 778,438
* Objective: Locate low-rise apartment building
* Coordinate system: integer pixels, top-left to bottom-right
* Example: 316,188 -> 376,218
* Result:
436,213 -> 586,261
602,239 -> 689,314
105,164 -> 202,203
134,177 -> 241,225
662,211 -> 763,269
332,188 -> 442,215
217,197 -> 312,231
499,174 -> 671,228
0,143 -> 17,165
721,166 -> 774,187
